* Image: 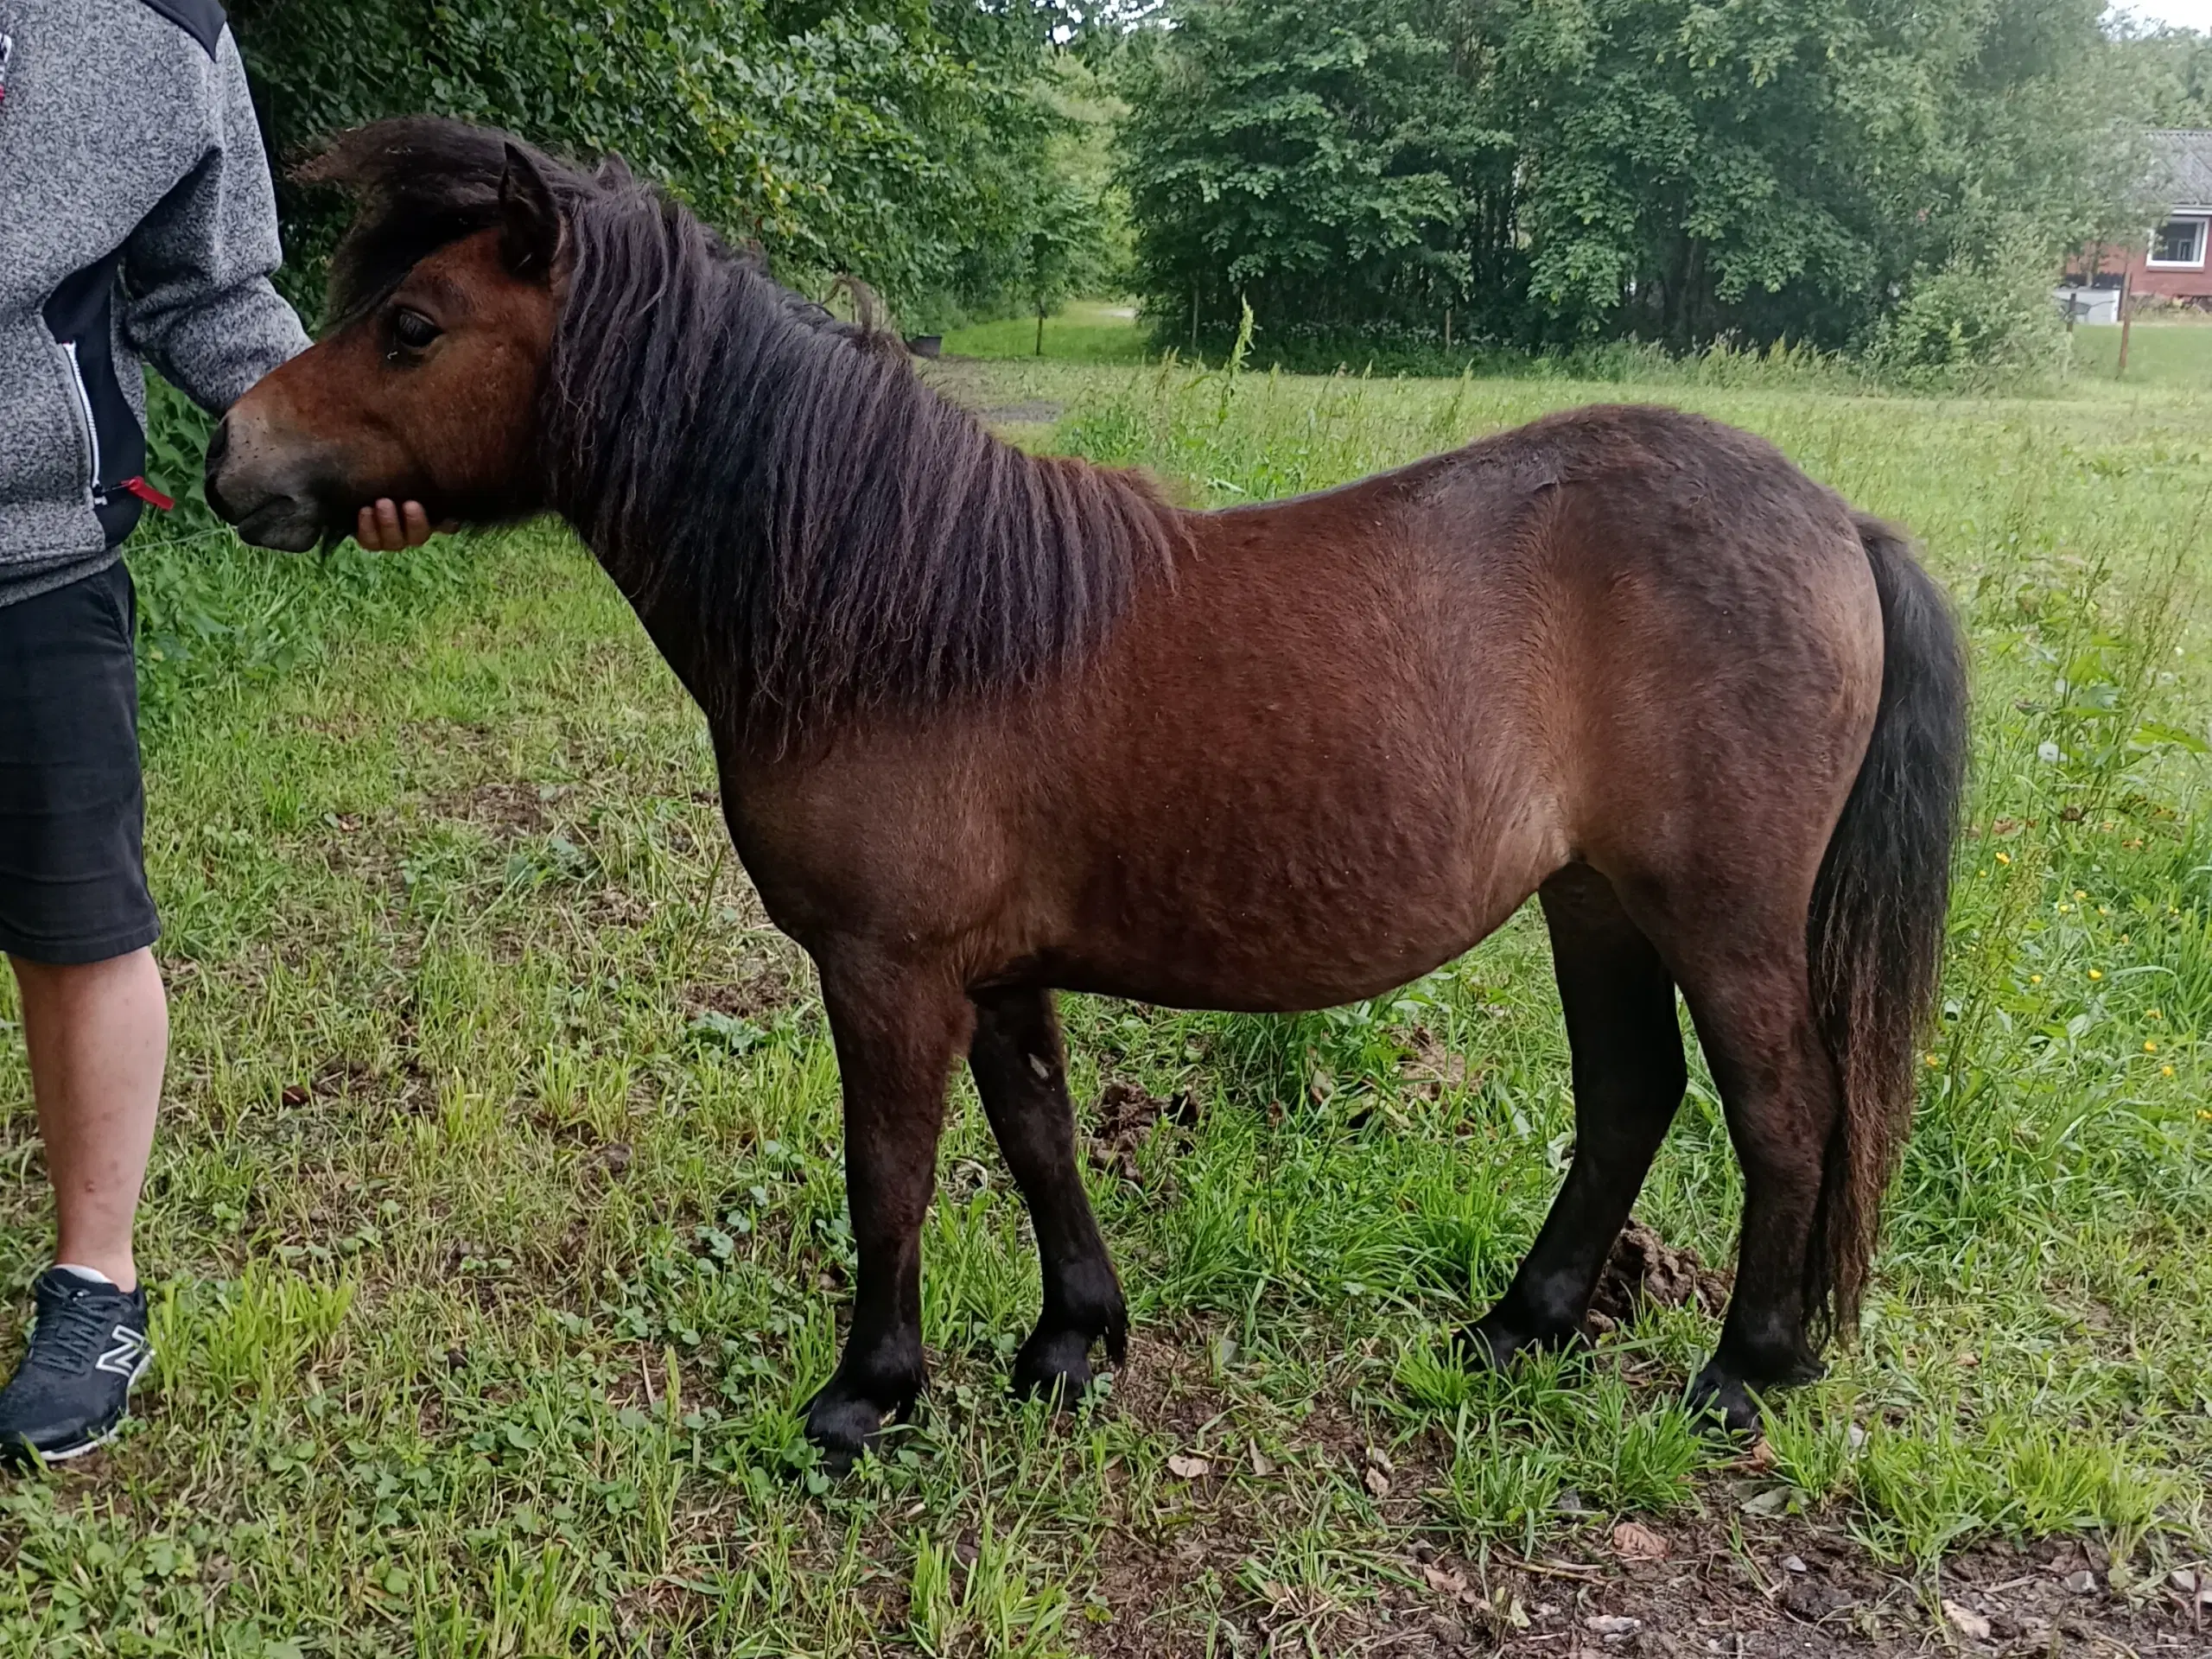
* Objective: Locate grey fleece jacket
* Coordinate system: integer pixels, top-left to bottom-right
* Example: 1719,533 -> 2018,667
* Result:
0,0 -> 307,604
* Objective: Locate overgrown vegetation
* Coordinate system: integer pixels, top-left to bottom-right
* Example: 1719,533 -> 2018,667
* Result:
2,338 -> 2206,1651
1116,0 -> 2156,377
228,0 -> 1117,330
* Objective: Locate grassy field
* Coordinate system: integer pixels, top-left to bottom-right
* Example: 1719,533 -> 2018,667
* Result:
942,302 -> 1156,367
2,335 -> 2211,1654
2068,321 -> 2212,390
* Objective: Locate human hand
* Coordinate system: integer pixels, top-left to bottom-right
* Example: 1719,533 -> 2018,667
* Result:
353,499 -> 455,550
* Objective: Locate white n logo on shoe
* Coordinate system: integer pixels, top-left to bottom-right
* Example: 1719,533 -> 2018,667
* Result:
95,1325 -> 149,1379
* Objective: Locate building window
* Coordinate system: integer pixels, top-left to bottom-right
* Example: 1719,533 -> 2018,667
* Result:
2149,217 -> 2208,268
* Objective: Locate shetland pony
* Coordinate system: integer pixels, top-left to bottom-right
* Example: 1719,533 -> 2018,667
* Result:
207,119 -> 1966,1467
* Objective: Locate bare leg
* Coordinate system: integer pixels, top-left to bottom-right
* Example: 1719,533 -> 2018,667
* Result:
969,988 -> 1126,1401
10,949 -> 166,1291
1468,866 -> 1684,1363
803,960 -> 973,1469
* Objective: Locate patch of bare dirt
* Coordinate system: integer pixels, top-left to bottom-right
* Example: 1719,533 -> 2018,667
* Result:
1075,1308 -> 2207,1658
684,963 -> 805,1027
980,399 -> 1066,426
1398,1024 -> 1484,1099
914,356 -> 998,410
1082,1446 -> 2208,1657
432,779 -> 557,836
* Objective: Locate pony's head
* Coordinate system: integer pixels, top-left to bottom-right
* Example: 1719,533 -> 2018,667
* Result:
208,120 -> 568,550
212,117 -> 1182,741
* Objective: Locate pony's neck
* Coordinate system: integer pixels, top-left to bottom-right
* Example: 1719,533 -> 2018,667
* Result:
537,194 -> 1179,742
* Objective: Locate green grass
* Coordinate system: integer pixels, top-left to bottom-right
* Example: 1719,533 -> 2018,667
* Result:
941,302 -> 1153,366
2,348 -> 2210,1653
2067,321 -> 2212,390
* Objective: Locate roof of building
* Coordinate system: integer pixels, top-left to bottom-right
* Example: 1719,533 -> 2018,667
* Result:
2152,130 -> 2212,209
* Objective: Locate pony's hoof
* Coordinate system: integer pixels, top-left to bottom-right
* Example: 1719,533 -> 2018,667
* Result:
1685,1363 -> 1764,1437
1457,1313 -> 1582,1372
1012,1327 -> 1097,1406
803,1388 -> 895,1473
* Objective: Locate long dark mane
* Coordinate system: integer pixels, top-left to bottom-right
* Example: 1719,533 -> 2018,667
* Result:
302,118 -> 1184,737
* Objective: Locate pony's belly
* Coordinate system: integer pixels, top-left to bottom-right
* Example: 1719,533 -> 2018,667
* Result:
1047,938 -> 1479,1014
1042,869 -> 1535,1014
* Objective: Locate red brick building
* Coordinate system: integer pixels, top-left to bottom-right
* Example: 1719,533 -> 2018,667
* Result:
2057,130 -> 2212,322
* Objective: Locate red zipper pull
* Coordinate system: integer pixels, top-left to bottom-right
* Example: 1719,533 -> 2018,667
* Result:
118,476 -> 175,511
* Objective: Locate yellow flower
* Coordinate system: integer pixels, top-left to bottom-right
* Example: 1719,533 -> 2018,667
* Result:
1924,1053 -> 1941,1067
2075,890 -> 2088,900
2099,906 -> 2110,917
2089,969 -> 2104,981
2030,974 -> 2044,984
2163,1065 -> 2176,1077
1995,852 -> 2012,866
2145,1039 -> 2158,1052
2147,1009 -> 2163,1020
2057,904 -> 2071,914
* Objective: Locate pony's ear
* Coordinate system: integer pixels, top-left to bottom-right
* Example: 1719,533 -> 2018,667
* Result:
498,143 -> 560,280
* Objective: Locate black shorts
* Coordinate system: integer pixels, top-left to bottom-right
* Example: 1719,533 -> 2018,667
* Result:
0,560 -> 158,965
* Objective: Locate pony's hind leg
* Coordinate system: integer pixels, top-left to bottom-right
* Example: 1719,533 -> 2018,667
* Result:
969,988 -> 1128,1401
1467,863 -> 1687,1364
1657,903 -> 1839,1432
803,959 -> 975,1470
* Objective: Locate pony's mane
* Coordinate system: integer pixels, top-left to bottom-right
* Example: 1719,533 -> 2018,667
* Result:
302,118 -> 1185,739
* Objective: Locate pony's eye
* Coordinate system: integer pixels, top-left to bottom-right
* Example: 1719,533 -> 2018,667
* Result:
391,308 -> 442,354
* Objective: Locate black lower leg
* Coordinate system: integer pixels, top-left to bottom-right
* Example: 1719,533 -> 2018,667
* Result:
971,988 -> 1126,1402
1469,866 -> 1686,1366
1678,951 -> 1837,1433
803,968 -> 972,1470
970,988 -> 1127,1398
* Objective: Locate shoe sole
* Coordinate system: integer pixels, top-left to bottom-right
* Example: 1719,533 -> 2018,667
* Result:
24,1349 -> 153,1465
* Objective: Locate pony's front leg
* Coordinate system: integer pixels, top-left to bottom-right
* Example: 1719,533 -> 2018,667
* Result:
969,988 -> 1127,1401
803,958 -> 974,1471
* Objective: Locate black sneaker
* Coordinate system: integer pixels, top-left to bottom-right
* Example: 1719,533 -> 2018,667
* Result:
0,1270 -> 152,1465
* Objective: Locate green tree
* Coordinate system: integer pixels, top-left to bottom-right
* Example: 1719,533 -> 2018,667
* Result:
2112,22 -> 2212,127
1120,0 -> 2143,365
1116,0 -> 1514,347
230,0 -> 1105,328
1019,181 -> 1118,350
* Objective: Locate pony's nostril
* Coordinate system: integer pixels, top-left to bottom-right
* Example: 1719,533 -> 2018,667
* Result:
204,416 -> 232,474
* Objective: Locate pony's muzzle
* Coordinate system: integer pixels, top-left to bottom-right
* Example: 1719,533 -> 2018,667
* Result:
205,407 -> 339,553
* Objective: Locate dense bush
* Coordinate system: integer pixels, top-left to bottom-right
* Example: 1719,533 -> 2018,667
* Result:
229,0 -> 1113,329
1119,0 -> 2147,368
1863,232 -> 2075,392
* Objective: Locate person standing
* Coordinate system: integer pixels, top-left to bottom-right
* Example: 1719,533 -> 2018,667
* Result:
0,0 -> 436,1462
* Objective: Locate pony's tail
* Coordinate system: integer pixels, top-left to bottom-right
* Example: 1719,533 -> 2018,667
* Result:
1803,514 -> 1967,1347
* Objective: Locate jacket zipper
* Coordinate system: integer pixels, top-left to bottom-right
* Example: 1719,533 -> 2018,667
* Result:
59,340 -> 103,498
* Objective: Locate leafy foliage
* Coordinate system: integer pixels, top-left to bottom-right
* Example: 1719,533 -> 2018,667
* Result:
229,0 -> 1109,328
1862,230 -> 2075,391
1117,0 -> 1508,345
1119,0 -> 2144,372
2113,21 -> 2212,127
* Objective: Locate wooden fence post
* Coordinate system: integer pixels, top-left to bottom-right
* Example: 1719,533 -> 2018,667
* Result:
2117,271 -> 2133,380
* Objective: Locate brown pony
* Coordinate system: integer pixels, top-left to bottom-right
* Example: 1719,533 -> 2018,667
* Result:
207,119 -> 1967,1468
